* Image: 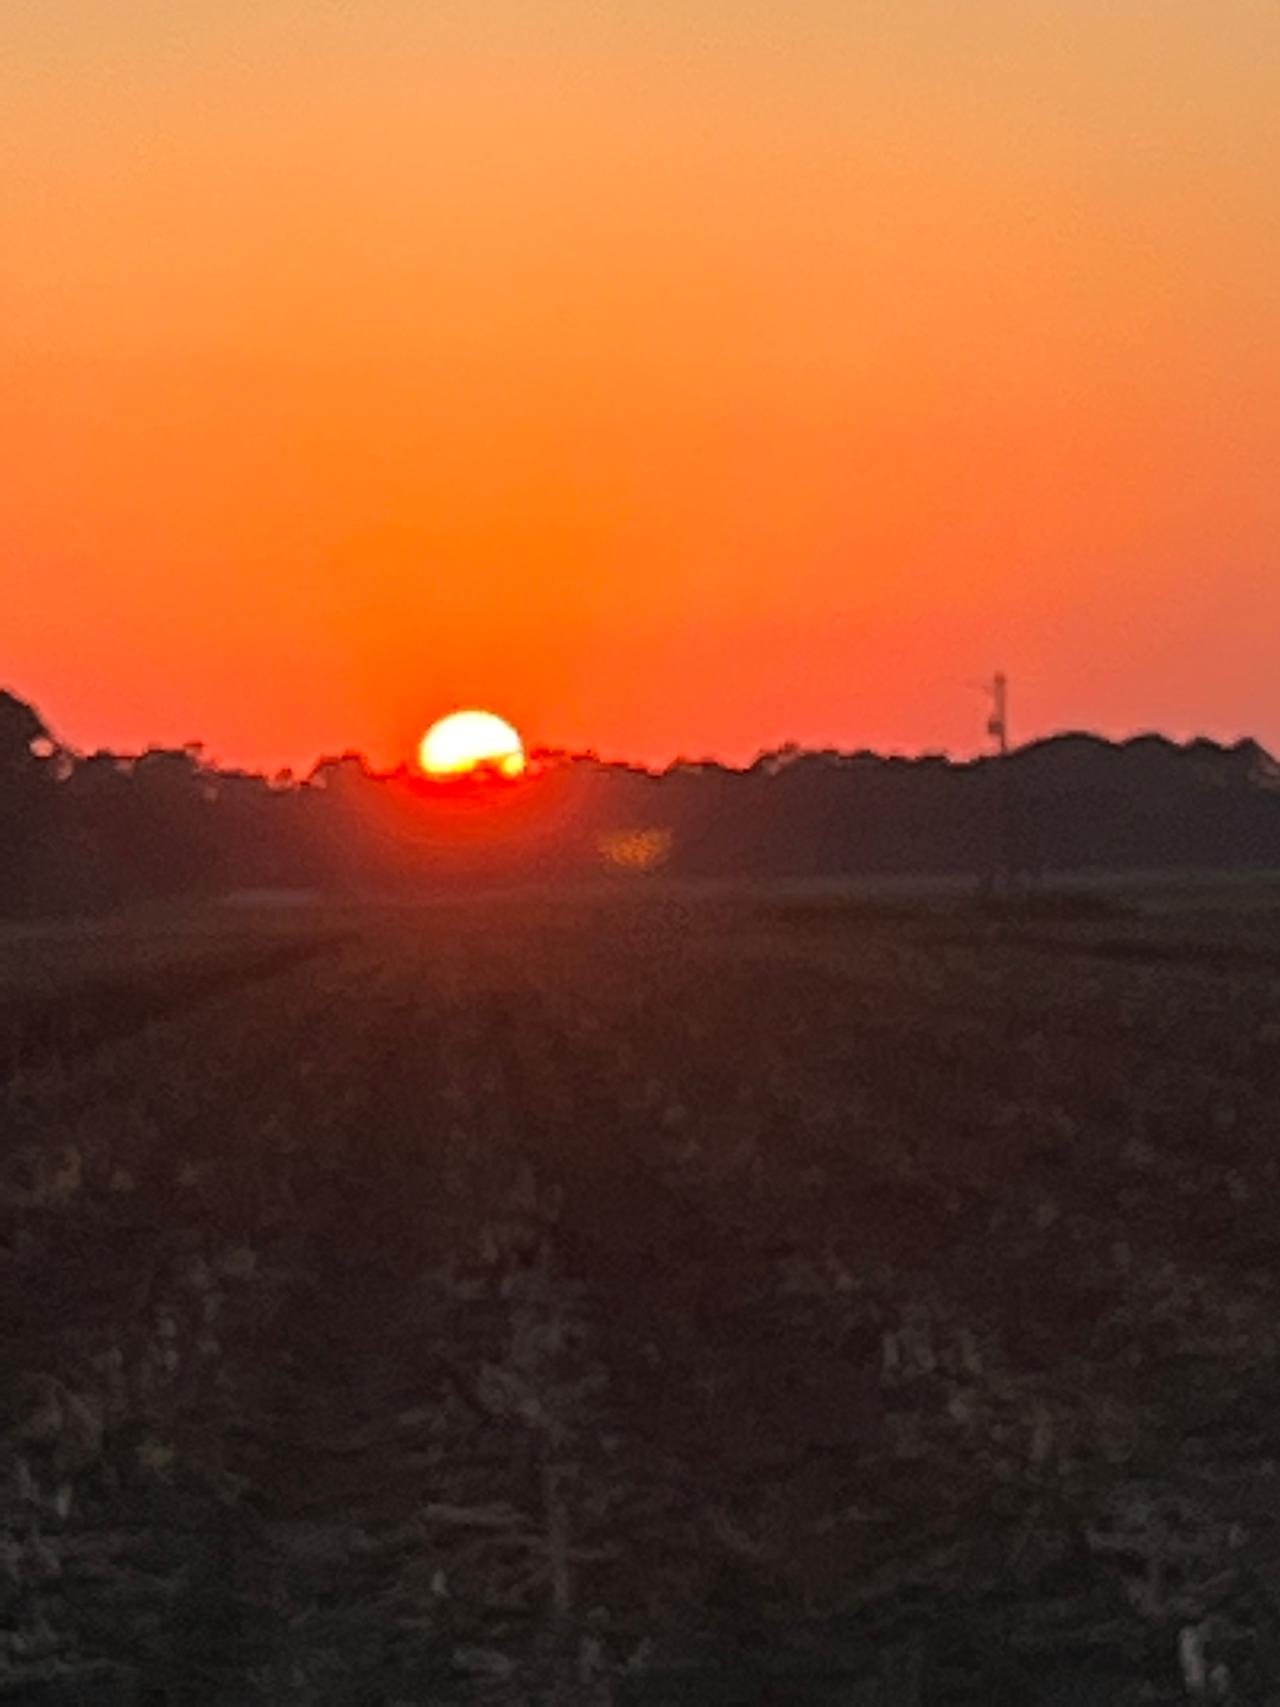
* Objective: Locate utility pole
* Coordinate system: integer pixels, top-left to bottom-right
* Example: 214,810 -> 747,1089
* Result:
987,671 -> 1009,757
984,671 -> 1015,893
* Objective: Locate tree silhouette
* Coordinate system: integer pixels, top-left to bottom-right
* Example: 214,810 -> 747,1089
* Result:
0,689 -> 48,773
3,683 -> 1280,916
0,691 -> 56,911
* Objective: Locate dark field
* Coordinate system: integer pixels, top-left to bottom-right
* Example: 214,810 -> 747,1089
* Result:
6,890 -> 1280,1703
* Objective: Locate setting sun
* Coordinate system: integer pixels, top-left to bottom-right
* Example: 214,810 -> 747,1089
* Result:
419,711 -> 526,779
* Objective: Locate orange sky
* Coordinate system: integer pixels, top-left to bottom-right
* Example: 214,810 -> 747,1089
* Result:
4,1 -> 1278,771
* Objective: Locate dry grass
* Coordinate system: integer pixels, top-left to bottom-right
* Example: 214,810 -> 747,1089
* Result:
5,893 -> 1280,1701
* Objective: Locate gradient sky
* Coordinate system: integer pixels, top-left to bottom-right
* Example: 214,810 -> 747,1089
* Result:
4,1 -> 1278,771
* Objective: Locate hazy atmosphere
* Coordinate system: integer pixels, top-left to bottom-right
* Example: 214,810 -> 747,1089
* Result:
8,9 -> 1280,1703
6,0 -> 1279,770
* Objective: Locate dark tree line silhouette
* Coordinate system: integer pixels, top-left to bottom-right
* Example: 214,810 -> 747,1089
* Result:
3,688 -> 1280,915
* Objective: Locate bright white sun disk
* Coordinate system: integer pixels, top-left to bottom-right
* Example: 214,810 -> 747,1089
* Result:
418,711 -> 526,778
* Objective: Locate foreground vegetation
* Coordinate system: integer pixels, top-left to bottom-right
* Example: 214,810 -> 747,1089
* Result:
5,891 -> 1280,1703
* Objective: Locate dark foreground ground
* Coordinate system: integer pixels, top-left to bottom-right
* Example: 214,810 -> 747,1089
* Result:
5,884 -> 1280,1703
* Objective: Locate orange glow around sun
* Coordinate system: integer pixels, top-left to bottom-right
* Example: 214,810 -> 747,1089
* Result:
419,710 -> 526,779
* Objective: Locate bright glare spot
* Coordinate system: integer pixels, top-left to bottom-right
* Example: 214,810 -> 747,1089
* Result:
597,827 -> 674,871
419,711 -> 526,778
